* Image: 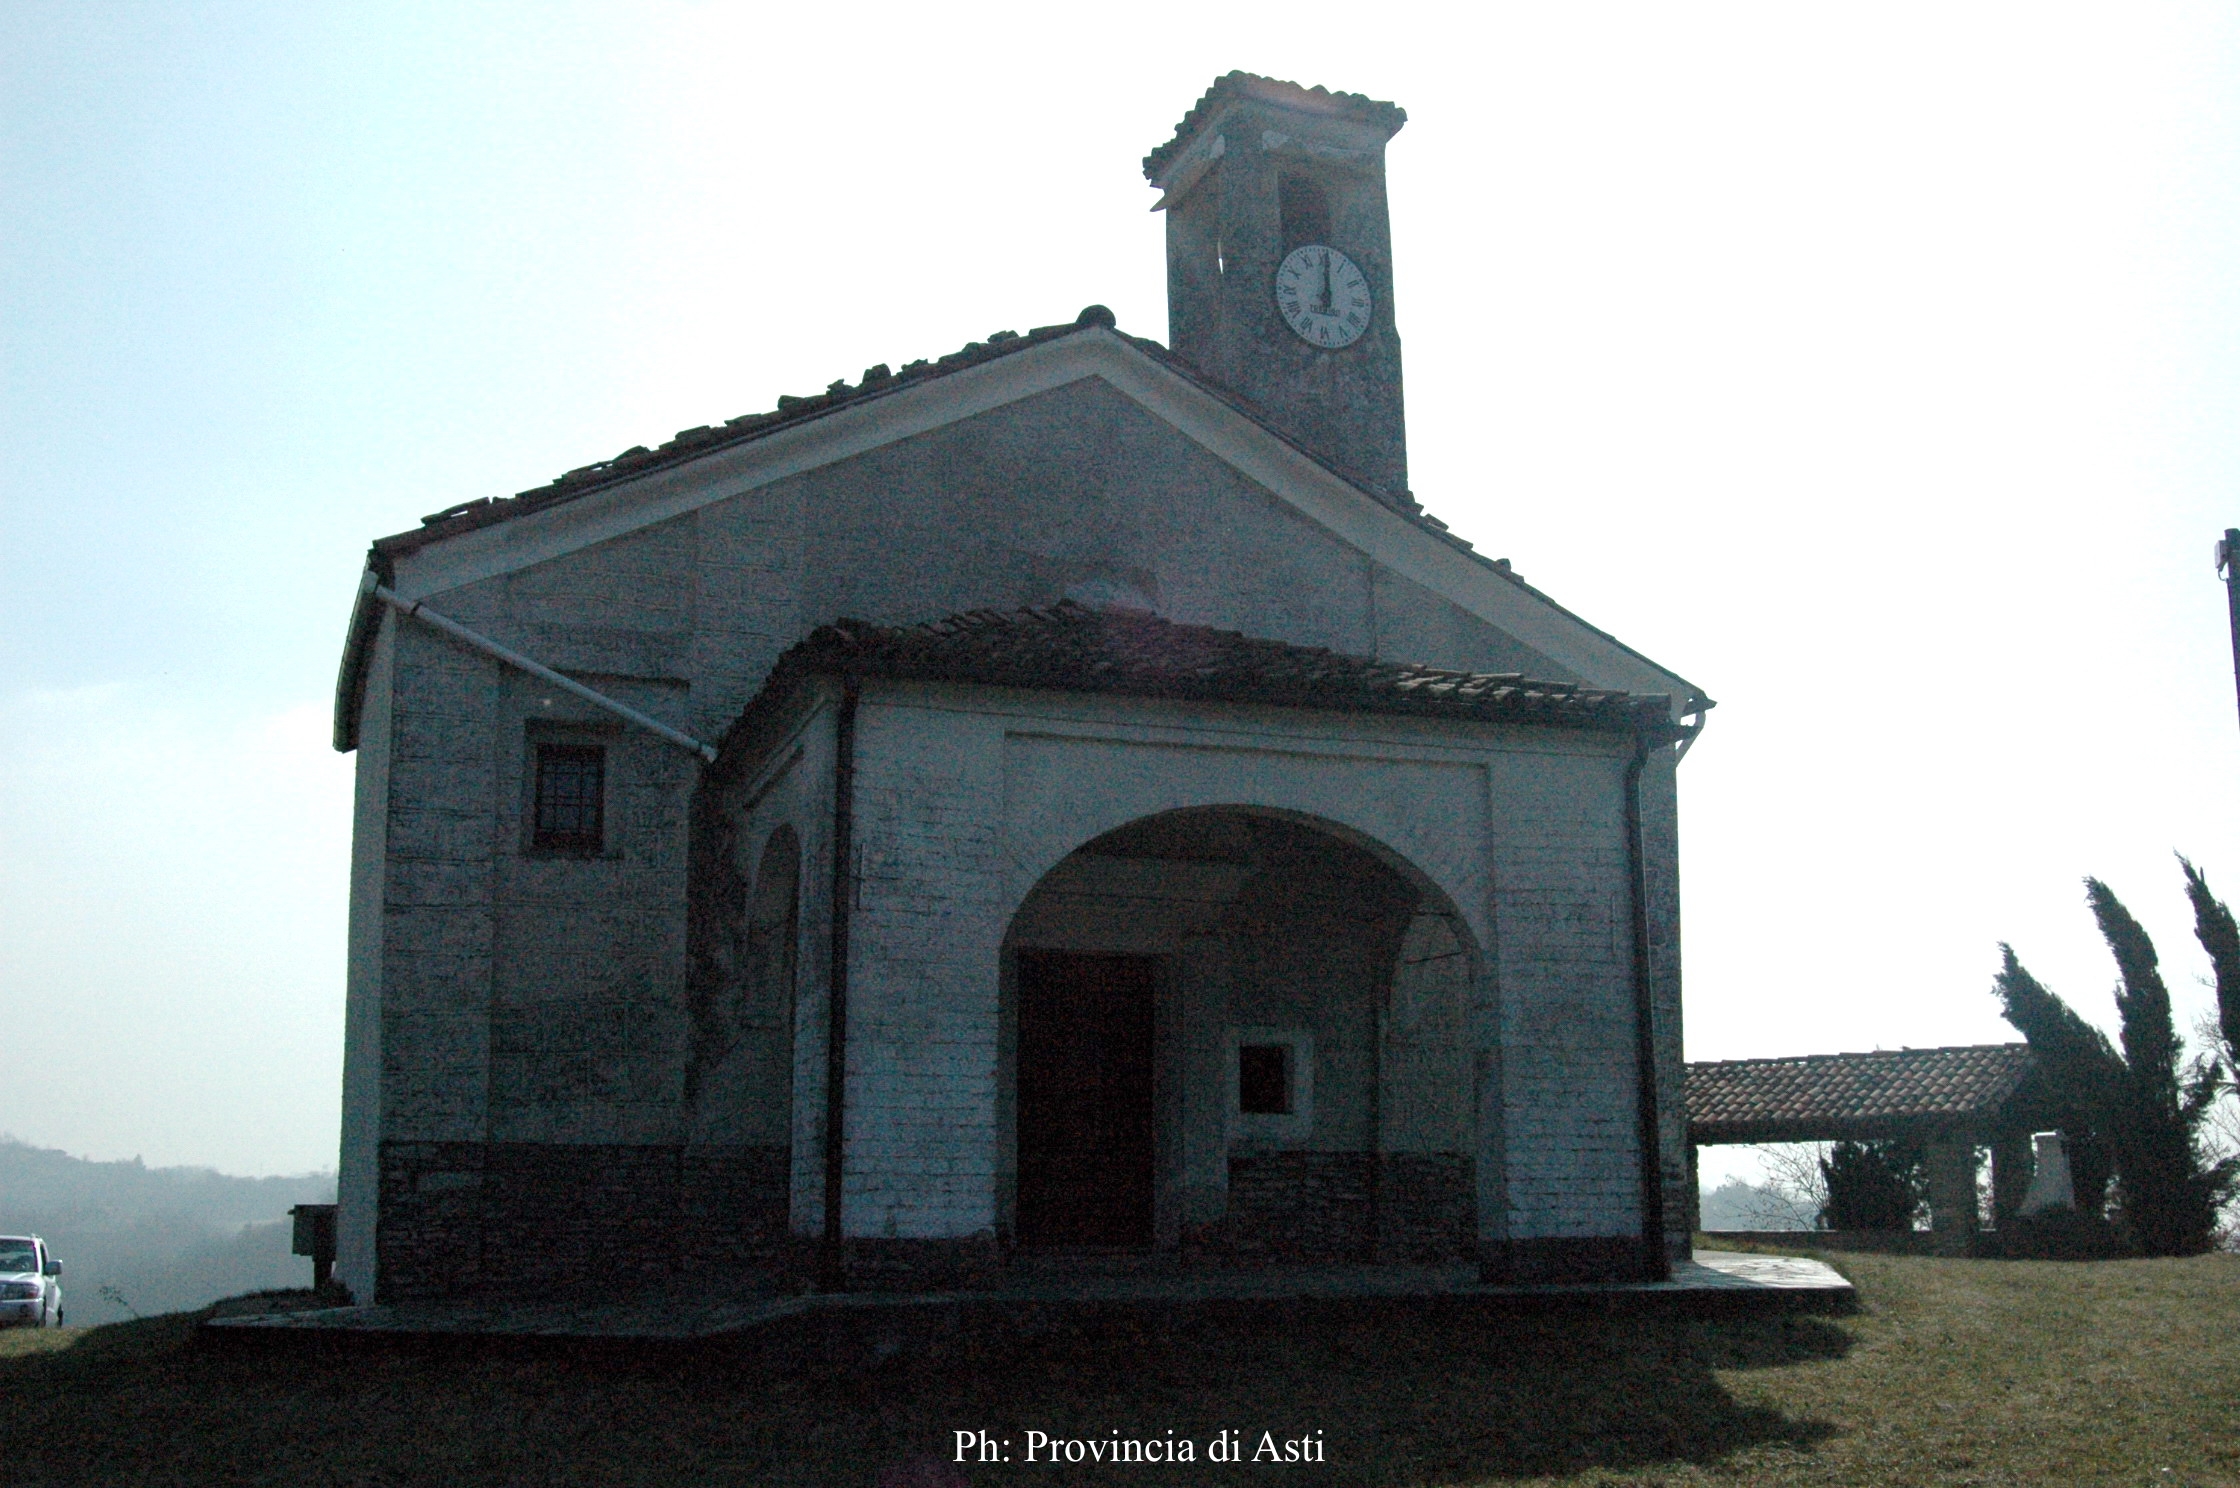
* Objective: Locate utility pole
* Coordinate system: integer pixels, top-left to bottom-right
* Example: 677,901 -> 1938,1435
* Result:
2219,529 -> 2240,733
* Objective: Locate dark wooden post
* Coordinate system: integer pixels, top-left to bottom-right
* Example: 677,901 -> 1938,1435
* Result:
2218,530 -> 2240,734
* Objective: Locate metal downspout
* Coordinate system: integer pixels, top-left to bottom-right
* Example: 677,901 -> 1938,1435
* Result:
370,578 -> 717,764
819,675 -> 861,1289
1625,732 -> 1672,1281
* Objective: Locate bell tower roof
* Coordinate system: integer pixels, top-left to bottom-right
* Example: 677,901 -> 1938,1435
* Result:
1143,72 -> 1406,185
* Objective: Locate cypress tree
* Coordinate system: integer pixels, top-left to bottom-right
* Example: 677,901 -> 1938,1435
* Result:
2181,856 -> 2240,1079
1996,880 -> 2236,1256
1818,1141 -> 1926,1231
1993,944 -> 2126,1219
2083,879 -> 2230,1255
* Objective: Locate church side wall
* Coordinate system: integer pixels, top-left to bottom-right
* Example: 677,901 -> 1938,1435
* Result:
368,523 -> 826,1299
1482,745 -> 1649,1281
335,624 -> 394,1304
480,665 -> 696,1150
370,616 -> 502,1301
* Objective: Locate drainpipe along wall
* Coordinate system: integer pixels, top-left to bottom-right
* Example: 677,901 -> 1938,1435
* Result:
371,579 -> 717,764
820,674 -> 861,1289
1625,731 -> 1672,1281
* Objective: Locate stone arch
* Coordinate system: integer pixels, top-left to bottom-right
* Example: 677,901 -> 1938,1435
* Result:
684,808 -> 802,1147
742,825 -> 802,1142
994,746 -> 1494,960
998,805 -> 1484,1263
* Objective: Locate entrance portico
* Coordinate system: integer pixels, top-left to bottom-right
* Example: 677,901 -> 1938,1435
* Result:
692,601 -> 1690,1288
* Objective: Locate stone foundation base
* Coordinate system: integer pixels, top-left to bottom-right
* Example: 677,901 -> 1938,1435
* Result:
1184,1151 -> 1475,1263
375,1143 -> 1487,1299
1377,1153 -> 1476,1262
1480,1235 -> 1659,1284
377,1140 -> 790,1303
831,1235 -> 1008,1291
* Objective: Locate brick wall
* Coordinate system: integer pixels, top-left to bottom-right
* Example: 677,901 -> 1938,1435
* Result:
1377,1153 -> 1476,1261
377,1140 -> 790,1301
1485,746 -> 1645,1245
1186,1152 -> 1474,1262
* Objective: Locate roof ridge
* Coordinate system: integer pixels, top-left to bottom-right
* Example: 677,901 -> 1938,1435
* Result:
393,308 -> 1121,549
373,303 -> 1470,561
1690,1043 -> 2030,1067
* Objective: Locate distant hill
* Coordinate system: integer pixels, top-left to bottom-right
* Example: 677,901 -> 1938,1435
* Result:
0,1138 -> 334,1321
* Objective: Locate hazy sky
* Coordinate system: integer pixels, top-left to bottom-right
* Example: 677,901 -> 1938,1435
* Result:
4,4 -> 2238,1178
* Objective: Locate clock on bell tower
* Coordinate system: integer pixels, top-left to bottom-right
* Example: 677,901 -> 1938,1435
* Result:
1145,73 -> 1410,504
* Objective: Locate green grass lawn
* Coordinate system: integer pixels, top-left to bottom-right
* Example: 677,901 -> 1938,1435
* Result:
1,1251 -> 2234,1486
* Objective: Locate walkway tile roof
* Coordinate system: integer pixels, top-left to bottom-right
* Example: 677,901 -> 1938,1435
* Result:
721,601 -> 1675,765
1686,1044 -> 2040,1144
1143,72 -> 1407,181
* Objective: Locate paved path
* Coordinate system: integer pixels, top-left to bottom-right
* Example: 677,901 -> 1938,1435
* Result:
203,1250 -> 1852,1344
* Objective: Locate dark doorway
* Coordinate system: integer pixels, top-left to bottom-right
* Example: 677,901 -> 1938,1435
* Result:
1015,951 -> 1156,1248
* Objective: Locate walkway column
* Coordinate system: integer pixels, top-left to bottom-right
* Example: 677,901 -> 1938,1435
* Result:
1685,1142 -> 1700,1236
1924,1137 -> 1979,1255
1988,1130 -> 2031,1232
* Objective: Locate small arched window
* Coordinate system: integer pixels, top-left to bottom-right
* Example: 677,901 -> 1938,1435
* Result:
747,827 -> 801,1030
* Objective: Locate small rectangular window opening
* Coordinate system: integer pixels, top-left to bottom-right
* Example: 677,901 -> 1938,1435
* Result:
1278,173 -> 1332,252
533,744 -> 605,853
1238,1043 -> 1291,1115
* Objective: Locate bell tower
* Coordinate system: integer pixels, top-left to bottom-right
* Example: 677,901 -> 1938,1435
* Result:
1146,73 -> 1410,503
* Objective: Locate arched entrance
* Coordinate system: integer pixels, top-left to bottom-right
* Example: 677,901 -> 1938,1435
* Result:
684,820 -> 800,1151
1002,807 -> 1481,1260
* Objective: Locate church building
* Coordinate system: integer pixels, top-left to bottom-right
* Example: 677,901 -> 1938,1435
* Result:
330,73 -> 1711,1305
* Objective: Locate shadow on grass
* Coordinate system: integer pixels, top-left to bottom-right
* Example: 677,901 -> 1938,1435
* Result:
0,1301 -> 1851,1486
770,1304 -> 1851,1485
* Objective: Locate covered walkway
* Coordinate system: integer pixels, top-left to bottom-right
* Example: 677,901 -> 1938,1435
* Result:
1686,1044 -> 2059,1250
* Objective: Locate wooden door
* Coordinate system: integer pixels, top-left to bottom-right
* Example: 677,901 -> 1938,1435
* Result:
1015,952 -> 1155,1247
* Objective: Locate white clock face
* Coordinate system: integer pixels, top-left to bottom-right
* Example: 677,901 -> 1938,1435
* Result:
1274,245 -> 1372,349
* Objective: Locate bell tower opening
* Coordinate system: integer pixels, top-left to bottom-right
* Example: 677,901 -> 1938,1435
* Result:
1146,73 -> 1411,503
1277,172 -> 1332,252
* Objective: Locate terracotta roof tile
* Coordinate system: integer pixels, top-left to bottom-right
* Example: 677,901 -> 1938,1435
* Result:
1143,71 -> 1406,182
717,601 -> 1675,768
371,303 -> 1463,560
1686,1044 -> 2039,1144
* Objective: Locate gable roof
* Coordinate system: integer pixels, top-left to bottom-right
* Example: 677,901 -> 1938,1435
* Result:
336,311 -> 1711,751
716,600 -> 1679,773
1686,1045 -> 2045,1145
375,305 -> 1433,561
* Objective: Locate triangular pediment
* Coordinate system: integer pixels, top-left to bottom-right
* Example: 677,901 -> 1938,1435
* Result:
368,324 -> 1701,712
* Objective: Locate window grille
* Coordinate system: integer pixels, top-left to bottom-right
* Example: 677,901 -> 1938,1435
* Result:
532,744 -> 605,852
